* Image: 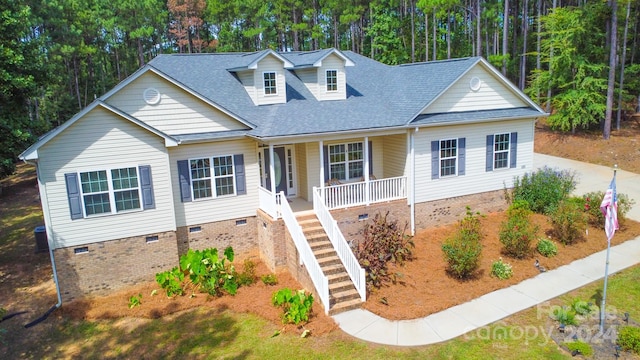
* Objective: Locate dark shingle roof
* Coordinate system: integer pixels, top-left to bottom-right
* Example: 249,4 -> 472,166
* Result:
147,51 -> 543,140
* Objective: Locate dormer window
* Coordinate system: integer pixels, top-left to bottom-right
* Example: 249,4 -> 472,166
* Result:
263,72 -> 277,95
326,70 -> 338,92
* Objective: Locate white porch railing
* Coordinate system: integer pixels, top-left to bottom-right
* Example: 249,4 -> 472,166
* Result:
313,187 -> 367,302
279,191 -> 331,314
323,176 -> 407,210
258,186 -> 281,219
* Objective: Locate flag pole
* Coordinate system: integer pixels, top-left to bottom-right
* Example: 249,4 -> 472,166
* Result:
600,164 -> 617,334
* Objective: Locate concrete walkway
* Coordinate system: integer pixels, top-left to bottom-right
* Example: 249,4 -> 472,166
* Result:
332,153 -> 640,346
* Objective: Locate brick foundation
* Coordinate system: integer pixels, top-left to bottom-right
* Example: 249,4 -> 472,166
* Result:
256,209 -> 287,271
415,189 -> 509,230
176,216 -> 258,257
330,199 -> 411,244
54,230 -> 178,302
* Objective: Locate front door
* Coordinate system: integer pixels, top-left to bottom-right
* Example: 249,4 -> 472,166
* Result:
264,147 -> 288,196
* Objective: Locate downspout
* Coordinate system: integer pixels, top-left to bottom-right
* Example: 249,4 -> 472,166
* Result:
24,162 -> 62,328
408,129 -> 416,236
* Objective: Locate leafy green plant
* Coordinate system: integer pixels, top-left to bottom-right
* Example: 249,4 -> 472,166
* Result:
570,298 -> 594,316
552,306 -> 577,326
155,266 -> 185,297
565,340 -> 593,357
509,166 -> 577,214
550,197 -> 588,245
537,238 -> 558,257
499,200 -> 539,258
128,293 -> 142,308
355,212 -> 414,291
583,191 -> 635,229
491,258 -> 513,280
272,288 -> 314,325
180,247 -> 238,296
441,207 -> 483,279
618,326 -> 640,354
261,273 -> 278,286
237,259 -> 257,286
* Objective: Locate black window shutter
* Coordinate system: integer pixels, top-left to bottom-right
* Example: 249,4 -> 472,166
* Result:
138,165 -> 155,209
458,138 -> 466,176
234,154 -> 246,195
323,145 -> 329,182
486,135 -> 494,172
431,141 -> 439,179
177,160 -> 192,202
510,132 -> 518,168
65,173 -> 83,219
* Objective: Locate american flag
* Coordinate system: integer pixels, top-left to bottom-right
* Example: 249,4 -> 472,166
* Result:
600,174 -> 618,242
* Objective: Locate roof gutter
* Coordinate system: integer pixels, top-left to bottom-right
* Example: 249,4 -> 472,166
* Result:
411,113 -> 550,129
246,124 -> 410,143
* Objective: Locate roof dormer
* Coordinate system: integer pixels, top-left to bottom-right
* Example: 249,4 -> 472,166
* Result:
230,50 -> 293,106
288,49 -> 354,101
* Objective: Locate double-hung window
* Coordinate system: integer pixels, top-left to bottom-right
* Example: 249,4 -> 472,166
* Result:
326,70 -> 338,92
189,155 -> 235,200
79,167 -> 141,216
439,139 -> 458,177
493,133 -> 510,169
328,142 -> 364,181
263,72 -> 277,95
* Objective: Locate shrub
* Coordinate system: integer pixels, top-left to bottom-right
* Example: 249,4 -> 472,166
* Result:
442,207 -> 483,279
272,288 -> 314,325
237,259 -> 257,286
491,258 -> 513,280
156,266 -> 185,297
128,294 -> 142,308
570,298 -> 594,316
618,326 -> 640,354
583,191 -> 635,229
550,197 -> 588,245
537,238 -> 558,257
565,341 -> 593,357
499,200 -> 539,258
510,166 -> 577,214
552,306 -> 577,325
356,212 -> 414,290
261,273 -> 278,286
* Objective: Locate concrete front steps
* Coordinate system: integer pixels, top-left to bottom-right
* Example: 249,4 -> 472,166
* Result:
296,213 -> 362,315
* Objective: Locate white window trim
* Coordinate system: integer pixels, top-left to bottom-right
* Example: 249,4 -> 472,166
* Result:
325,69 -> 338,92
262,71 -> 278,96
188,155 -> 237,201
77,166 -> 143,218
439,138 -> 458,178
493,133 -> 511,170
328,141 -> 364,182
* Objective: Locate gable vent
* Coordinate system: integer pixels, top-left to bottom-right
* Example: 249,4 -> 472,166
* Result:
143,88 -> 161,105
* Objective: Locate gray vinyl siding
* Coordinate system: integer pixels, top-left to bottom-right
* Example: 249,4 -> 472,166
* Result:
382,133 -> 408,178
414,118 -> 534,203
423,66 -> 527,114
296,68 -> 318,98
37,107 -> 176,249
106,72 -> 248,135
169,138 -> 259,227
254,55 -> 287,105
237,70 -> 257,105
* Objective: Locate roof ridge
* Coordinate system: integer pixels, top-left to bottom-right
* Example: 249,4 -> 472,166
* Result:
398,56 -> 477,67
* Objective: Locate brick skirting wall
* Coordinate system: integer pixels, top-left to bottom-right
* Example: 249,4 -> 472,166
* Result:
256,209 -> 287,271
54,230 -> 178,302
415,189 -> 509,230
176,216 -> 258,257
330,199 -> 411,245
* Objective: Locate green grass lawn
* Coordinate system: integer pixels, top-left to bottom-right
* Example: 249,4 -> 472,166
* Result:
2,165 -> 640,359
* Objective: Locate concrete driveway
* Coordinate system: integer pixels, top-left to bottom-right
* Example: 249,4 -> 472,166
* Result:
533,153 -> 640,222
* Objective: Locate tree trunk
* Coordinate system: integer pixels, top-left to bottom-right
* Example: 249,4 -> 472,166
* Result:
410,0 -> 415,62
519,0 -> 528,90
616,0 -> 631,130
502,0 -> 509,75
476,0 -> 482,57
604,0 -> 618,140
536,0 -> 541,100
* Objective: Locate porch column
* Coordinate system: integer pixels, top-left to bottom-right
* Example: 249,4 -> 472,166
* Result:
319,140 -> 325,200
269,144 -> 276,203
364,136 -> 370,206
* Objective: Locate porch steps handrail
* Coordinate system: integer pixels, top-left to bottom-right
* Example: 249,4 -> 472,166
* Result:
313,187 -> 367,302
258,186 -> 281,219
279,191 -> 331,314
